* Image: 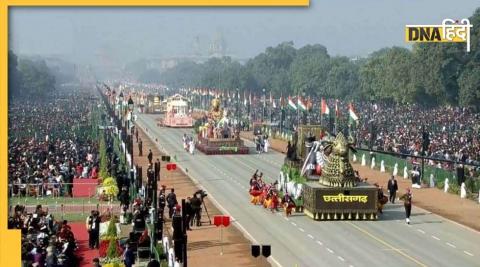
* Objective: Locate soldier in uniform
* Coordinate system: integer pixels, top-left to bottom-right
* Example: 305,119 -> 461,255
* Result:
400,188 -> 413,224
86,210 -> 100,249
138,138 -> 143,156
146,164 -> 155,200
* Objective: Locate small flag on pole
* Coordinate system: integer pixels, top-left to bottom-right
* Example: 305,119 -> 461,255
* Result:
349,103 -> 359,122
297,96 -> 307,111
288,96 -> 297,110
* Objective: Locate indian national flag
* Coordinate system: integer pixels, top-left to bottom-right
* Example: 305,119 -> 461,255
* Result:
321,98 -> 330,115
288,96 -> 297,110
297,96 -> 307,111
349,103 -> 359,121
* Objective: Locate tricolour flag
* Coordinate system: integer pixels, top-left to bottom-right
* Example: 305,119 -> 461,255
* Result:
288,96 -> 297,110
297,96 -> 307,111
321,98 -> 330,115
349,103 -> 359,121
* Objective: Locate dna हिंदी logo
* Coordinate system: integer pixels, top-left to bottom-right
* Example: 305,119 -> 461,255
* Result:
405,19 -> 473,52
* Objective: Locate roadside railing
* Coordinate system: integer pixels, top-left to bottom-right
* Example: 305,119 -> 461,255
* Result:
8,182 -> 99,198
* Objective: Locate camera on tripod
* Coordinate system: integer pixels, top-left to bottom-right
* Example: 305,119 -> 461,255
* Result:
195,189 -> 208,200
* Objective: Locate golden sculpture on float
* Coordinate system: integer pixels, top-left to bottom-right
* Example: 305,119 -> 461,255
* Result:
208,98 -> 223,123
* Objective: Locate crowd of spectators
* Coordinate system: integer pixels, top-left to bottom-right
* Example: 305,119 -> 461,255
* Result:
354,103 -> 480,166
229,97 -> 480,168
9,204 -> 78,267
8,91 -> 100,198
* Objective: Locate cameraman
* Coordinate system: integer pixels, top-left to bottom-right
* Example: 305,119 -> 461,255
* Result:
190,193 -> 202,227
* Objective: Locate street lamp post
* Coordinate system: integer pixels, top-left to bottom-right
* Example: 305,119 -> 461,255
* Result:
262,88 -> 266,122
236,88 -> 240,133
128,96 -> 135,193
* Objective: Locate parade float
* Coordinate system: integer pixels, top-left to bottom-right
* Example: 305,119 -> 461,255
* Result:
146,94 -> 166,114
162,94 -> 193,127
280,126 -> 378,221
195,97 -> 248,155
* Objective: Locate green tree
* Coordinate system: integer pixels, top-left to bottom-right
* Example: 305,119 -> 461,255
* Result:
8,50 -> 22,99
17,58 -> 56,97
458,63 -> 480,108
138,68 -> 162,83
325,56 -> 360,99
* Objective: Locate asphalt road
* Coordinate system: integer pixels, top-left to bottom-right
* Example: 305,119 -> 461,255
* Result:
137,114 -> 480,267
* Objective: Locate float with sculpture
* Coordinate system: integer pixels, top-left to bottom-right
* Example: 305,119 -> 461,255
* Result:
195,98 -> 248,155
279,125 -> 378,221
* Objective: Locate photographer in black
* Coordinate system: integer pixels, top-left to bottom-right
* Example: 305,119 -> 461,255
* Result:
191,190 -> 207,227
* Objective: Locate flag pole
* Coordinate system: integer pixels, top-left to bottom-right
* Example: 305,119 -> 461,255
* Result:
296,92 -> 300,128
320,99 -> 323,128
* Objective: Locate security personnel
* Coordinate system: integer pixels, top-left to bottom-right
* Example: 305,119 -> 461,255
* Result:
86,210 -> 100,249
146,164 -> 155,200
154,158 -> 161,180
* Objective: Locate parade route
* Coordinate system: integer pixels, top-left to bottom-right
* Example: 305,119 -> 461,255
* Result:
137,114 -> 480,267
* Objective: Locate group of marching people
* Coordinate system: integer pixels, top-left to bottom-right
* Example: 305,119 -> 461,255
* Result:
182,133 -> 195,155
254,134 -> 270,154
248,170 -> 297,217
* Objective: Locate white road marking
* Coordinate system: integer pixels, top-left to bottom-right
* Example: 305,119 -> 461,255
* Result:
307,234 -> 314,239
299,228 -> 305,232
431,235 -> 440,241
316,241 -> 323,246
349,265 -> 355,267
338,256 -> 345,262
446,242 -> 456,248
326,248 -> 334,254
417,229 -> 426,234
464,251 -> 474,256
284,217 -> 289,221
291,222 -> 297,226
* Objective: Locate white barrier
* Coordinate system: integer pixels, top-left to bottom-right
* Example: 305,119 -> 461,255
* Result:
460,182 -> 467,199
361,154 -> 366,166
371,157 -> 376,169
393,163 -> 398,176
380,160 -> 385,172
403,166 -> 408,179
444,178 -> 449,193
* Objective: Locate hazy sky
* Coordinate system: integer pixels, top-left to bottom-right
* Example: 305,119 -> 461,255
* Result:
9,0 -> 479,65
